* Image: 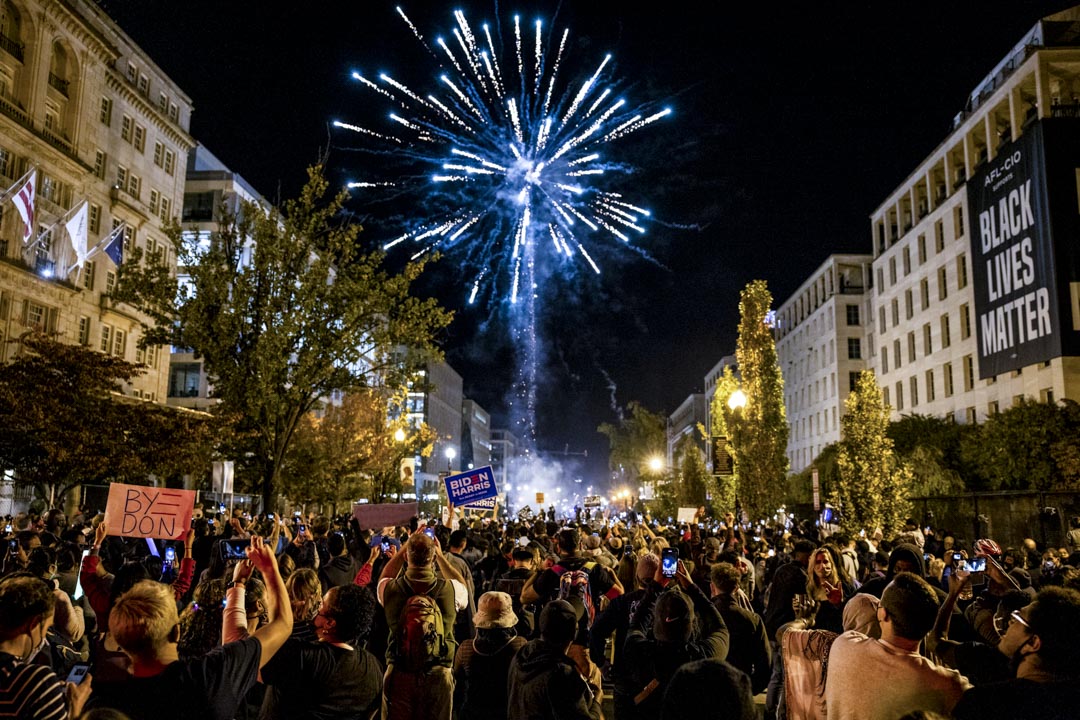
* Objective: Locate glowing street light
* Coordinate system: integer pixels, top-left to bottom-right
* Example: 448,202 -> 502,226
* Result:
728,389 -> 747,411
394,428 -> 406,443
445,446 -> 457,472
647,456 -> 665,473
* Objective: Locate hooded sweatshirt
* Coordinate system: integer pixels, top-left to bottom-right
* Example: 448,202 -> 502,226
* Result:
506,639 -> 601,720
859,543 -> 932,598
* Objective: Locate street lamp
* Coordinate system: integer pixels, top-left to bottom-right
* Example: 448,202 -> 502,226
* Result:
648,456 -> 665,473
394,428 -> 406,443
728,389 -> 747,411
445,446 -> 457,472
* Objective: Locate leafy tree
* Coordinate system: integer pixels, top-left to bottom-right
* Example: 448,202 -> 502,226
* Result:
597,400 -> 667,491
281,388 -> 436,510
888,414 -> 968,496
959,398 -> 1080,491
0,333 -> 220,508
707,365 -> 740,516
728,280 -> 789,520
117,166 -> 452,507
674,433 -> 709,508
790,442 -> 841,507
833,370 -> 912,536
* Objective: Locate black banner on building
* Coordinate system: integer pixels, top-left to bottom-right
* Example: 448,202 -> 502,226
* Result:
966,119 -> 1080,378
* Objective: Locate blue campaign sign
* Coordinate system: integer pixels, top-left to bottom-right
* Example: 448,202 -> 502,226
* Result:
444,465 -> 498,506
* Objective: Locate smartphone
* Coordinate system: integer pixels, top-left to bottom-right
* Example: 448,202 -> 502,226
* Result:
661,547 -> 678,578
924,553 -> 931,563
220,539 -> 249,560
208,518 -> 215,525
962,557 -> 987,573
7,539 -> 17,553
381,542 -> 391,553
66,663 -> 91,685
267,513 -> 274,519
951,552 -> 963,563
423,527 -> 436,539
165,547 -> 176,563
298,524 -> 307,535
73,548 -> 92,601
3,524 -> 10,534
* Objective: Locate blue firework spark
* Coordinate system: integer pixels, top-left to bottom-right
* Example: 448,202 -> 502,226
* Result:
334,6 -> 671,306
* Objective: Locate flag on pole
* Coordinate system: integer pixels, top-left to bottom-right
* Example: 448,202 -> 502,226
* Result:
102,228 -> 124,266
11,170 -> 36,242
65,201 -> 88,271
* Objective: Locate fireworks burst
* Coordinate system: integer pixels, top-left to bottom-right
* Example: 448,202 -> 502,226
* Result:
335,6 -> 670,305
335,6 -> 671,445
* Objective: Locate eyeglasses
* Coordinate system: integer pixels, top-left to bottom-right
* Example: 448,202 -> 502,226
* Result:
1010,609 -> 1030,630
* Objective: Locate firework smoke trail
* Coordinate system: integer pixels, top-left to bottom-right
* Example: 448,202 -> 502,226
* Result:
336,7 -> 671,446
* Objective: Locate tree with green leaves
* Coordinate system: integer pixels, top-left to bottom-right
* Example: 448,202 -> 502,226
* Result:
959,398 -> 1080,491
597,400 -> 667,496
708,365 -> 741,515
833,370 -> 912,536
117,166 -> 452,507
674,433 -> 709,508
0,333 -> 220,508
727,280 -> 789,521
282,387 -> 436,511
887,413 -> 969,496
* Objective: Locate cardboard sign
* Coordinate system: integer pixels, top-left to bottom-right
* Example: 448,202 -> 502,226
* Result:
677,507 -> 698,524
463,496 -> 497,509
105,483 -> 195,540
535,492 -> 545,506
443,465 -> 497,506
352,502 -> 419,530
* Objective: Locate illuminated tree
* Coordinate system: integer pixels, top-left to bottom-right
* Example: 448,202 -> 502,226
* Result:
727,280 -> 789,521
833,370 -> 912,536
708,365 -> 741,515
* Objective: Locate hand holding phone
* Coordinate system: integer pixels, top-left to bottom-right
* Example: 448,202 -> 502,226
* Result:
66,663 -> 91,685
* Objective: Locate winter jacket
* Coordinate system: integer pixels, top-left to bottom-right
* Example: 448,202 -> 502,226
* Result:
506,639 -> 601,720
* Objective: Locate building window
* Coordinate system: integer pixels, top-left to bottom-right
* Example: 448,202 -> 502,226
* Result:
164,150 -> 175,176
941,314 -> 951,348
922,323 -> 932,356
133,124 -> 145,153
89,204 -> 100,234
917,234 -> 927,264
893,339 -> 902,369
957,254 -> 968,289
137,73 -> 149,96
159,197 -> 171,224
963,354 -> 975,391
1041,388 -> 1055,403
158,91 -> 168,112
105,270 -> 116,295
847,338 -> 861,360
883,386 -> 890,406
149,189 -> 160,215
126,63 -> 137,83
895,382 -> 904,411
846,304 -> 859,326
925,369 -> 935,401
168,102 -> 178,122
128,174 -> 140,199
121,115 -> 133,143
960,303 -> 971,340
966,407 -> 977,423
878,306 -> 886,334
910,376 -> 919,406
944,362 -> 954,396
902,247 -> 911,276
920,278 -> 930,310
100,324 -> 112,353
117,165 -> 128,190
938,267 -> 948,301
93,150 -> 106,179
82,260 -> 95,290
881,346 -> 889,373
905,289 -> 913,320
935,220 -> 945,252
891,299 -> 899,326
954,206 -> 965,238
849,372 -> 860,393
989,401 -> 999,415
153,142 -> 164,167
113,329 -> 126,358
99,97 -> 112,126
876,267 -> 884,289
907,331 -> 916,363
889,257 -> 897,285
78,316 -> 90,345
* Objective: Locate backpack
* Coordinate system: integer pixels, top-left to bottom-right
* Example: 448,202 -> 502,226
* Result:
553,561 -> 597,626
395,579 -> 449,672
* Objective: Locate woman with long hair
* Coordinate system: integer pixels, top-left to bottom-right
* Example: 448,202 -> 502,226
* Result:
178,578 -> 226,659
804,545 -> 855,634
285,567 -> 321,642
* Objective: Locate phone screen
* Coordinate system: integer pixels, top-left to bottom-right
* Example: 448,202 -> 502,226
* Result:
66,663 -> 90,685
423,527 -> 436,539
298,525 -> 307,534
963,557 -> 987,573
73,548 -> 91,601
661,548 -> 678,578
165,547 -> 176,562
267,513 -> 274,519
220,539 -> 249,560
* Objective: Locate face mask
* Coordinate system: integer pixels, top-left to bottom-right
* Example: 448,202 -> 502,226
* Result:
23,626 -> 48,662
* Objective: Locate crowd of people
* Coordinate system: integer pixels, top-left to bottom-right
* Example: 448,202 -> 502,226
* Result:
0,502 -> 1078,720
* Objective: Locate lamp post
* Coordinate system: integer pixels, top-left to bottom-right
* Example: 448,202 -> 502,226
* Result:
393,427 -> 408,503
445,446 -> 457,473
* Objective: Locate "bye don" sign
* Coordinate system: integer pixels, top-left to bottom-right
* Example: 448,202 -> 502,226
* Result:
104,483 -> 196,540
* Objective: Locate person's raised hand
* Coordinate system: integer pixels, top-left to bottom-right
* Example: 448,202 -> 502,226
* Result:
94,522 -> 108,547
67,674 -> 93,718
246,536 -> 278,576
232,557 -> 254,584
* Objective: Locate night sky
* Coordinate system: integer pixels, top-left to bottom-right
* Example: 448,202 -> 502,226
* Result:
104,1 -> 1075,485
